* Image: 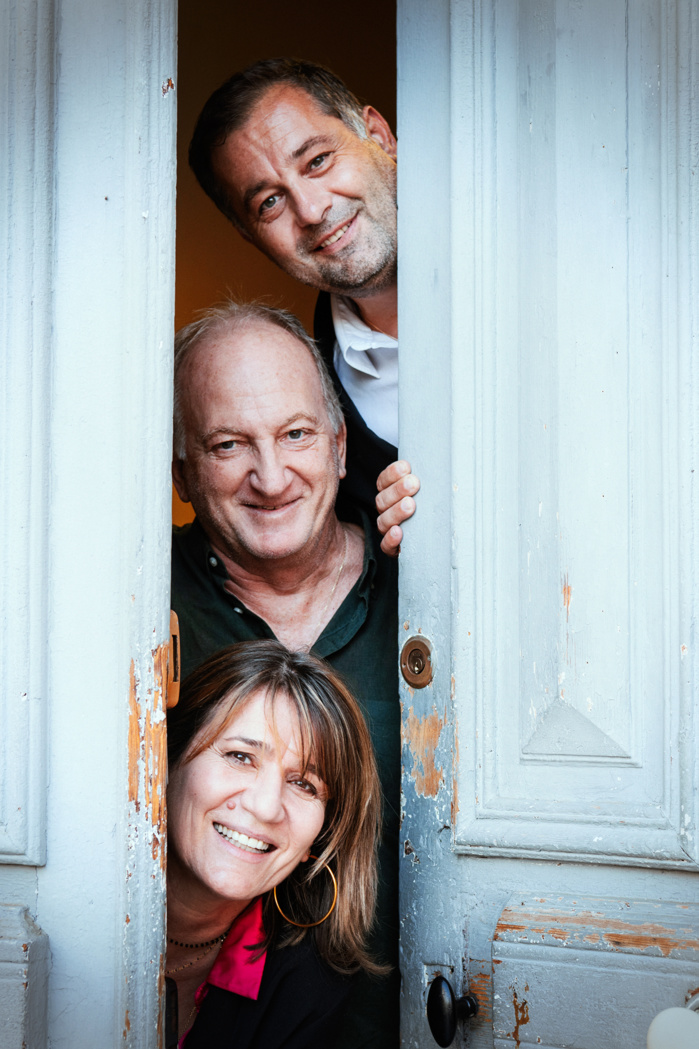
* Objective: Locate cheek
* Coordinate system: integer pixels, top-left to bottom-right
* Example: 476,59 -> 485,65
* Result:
294,802 -> 326,853
196,462 -> 246,501
167,765 -> 217,847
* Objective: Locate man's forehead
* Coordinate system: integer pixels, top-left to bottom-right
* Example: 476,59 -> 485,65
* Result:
182,322 -> 326,414
240,83 -> 341,144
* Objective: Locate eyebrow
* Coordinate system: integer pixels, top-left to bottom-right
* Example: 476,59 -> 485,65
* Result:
225,735 -> 265,749
221,734 -> 319,776
242,135 -> 334,213
200,413 -> 323,445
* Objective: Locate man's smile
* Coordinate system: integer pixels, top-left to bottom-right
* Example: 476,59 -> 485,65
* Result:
242,496 -> 302,515
314,216 -> 356,252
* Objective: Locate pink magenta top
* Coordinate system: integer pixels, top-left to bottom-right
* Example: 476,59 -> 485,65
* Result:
180,897 -> 267,1047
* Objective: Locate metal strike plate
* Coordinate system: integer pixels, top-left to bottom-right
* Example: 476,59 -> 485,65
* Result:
400,636 -> 433,688
167,609 -> 181,708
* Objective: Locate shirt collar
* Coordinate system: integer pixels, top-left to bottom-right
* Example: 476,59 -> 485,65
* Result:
205,897 -> 267,1000
331,296 -> 397,378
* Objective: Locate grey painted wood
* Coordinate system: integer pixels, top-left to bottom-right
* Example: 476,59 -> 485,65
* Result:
397,0 -> 698,1045
0,0 -> 177,1044
0,906 -> 50,1049
492,895 -> 699,1047
0,0 -> 53,868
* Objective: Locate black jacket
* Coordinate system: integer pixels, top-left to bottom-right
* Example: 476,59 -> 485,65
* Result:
314,292 -> 398,517
184,940 -> 352,1049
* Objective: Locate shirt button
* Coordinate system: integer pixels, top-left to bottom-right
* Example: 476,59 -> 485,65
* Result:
209,556 -> 217,567
233,607 -> 243,615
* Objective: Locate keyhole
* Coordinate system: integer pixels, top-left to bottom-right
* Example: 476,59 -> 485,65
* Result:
400,636 -> 433,688
409,649 -> 425,675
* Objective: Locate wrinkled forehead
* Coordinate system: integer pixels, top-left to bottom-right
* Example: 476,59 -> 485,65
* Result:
238,82 -> 342,146
180,320 -> 329,426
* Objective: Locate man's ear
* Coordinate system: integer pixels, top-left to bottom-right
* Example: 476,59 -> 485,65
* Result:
336,422 -> 348,480
362,106 -> 397,161
172,458 -> 192,503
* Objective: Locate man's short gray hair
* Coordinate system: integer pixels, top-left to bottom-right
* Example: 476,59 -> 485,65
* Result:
173,301 -> 344,459
189,58 -> 369,233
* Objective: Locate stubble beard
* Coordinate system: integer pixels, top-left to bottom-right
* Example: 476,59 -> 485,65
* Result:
290,166 -> 397,297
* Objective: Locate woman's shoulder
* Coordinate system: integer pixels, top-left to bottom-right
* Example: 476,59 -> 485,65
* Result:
187,940 -> 354,1049
263,937 -> 353,1005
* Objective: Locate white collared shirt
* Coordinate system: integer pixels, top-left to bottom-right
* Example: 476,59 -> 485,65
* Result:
331,295 -> 398,448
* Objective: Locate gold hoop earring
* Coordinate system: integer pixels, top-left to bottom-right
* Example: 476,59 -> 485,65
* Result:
273,855 -> 338,928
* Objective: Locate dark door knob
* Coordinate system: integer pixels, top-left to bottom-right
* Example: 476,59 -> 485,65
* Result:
426,974 -> 479,1047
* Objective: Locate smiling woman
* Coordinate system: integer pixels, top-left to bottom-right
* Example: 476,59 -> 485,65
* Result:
165,640 -> 384,1048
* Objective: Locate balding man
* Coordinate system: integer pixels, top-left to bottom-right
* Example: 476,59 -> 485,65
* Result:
189,58 -> 417,551
171,302 -> 399,1047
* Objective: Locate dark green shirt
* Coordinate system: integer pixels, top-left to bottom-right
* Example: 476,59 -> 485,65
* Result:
171,512 -> 400,1048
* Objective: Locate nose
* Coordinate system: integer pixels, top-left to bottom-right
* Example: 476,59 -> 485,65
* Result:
250,440 -> 289,496
236,765 -> 285,825
291,181 -> 333,227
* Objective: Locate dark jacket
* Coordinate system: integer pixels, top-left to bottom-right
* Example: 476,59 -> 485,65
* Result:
184,939 -> 352,1049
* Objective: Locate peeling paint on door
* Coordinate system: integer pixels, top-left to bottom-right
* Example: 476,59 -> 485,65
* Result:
403,705 -> 445,797
127,644 -> 168,867
467,964 -> 492,1023
451,716 -> 459,823
496,898 -> 699,958
562,573 -> 572,621
511,987 -> 530,1046
125,639 -> 169,1046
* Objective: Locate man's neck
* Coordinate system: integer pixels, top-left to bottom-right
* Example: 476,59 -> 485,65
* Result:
208,517 -> 365,652
349,284 -> 398,339
212,517 -> 345,599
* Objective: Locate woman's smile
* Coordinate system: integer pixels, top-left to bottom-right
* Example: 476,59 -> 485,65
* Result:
213,822 -> 273,854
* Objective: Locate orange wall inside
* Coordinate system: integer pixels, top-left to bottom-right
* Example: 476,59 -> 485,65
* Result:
174,1 -> 397,526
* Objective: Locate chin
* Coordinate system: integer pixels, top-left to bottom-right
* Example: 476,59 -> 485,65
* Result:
242,535 -> 307,561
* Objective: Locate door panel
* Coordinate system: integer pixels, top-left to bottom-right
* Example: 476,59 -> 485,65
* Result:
398,1 -> 699,1045
0,1 -> 177,1045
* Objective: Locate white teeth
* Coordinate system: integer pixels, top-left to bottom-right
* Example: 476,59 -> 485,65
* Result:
320,222 -> 350,249
214,823 -> 271,853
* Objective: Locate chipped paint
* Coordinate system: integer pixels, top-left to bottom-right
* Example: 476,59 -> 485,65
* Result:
125,640 -> 169,1047
562,573 -> 572,621
468,967 -> 492,1023
451,716 -> 460,824
127,644 -> 168,868
161,77 -> 175,95
403,838 -> 420,863
403,705 -> 445,797
496,903 -> 699,958
511,988 -> 530,1047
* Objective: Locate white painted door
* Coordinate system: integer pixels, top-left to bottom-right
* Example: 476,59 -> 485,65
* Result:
0,1 -> 177,1045
397,2 -> 699,1046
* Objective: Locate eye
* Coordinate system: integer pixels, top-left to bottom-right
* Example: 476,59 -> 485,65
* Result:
289,776 -> 319,797
308,152 -> 330,171
224,750 -> 254,767
215,439 -> 236,451
259,193 -> 280,214
287,429 -> 305,440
